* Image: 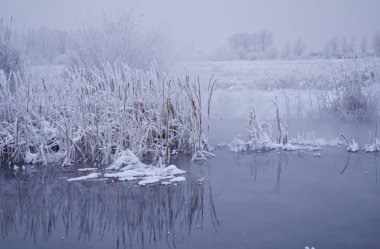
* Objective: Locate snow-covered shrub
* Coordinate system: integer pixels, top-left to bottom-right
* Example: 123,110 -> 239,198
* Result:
364,138 -> 380,152
316,63 -> 379,121
229,110 -> 277,152
246,111 -> 273,150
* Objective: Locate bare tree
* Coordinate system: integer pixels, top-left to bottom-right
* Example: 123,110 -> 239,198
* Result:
360,37 -> 367,56
324,36 -> 340,58
281,42 -> 291,58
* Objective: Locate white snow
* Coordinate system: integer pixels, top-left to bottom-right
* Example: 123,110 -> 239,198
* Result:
25,150 -> 39,164
364,139 -> 380,152
103,150 -> 186,186
106,150 -> 141,170
347,139 -> 359,152
290,132 -> 341,147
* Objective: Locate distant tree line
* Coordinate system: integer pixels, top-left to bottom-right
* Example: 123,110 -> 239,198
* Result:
211,29 -> 380,61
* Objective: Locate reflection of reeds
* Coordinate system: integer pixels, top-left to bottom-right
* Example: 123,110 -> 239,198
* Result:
0,166 -> 219,248
233,151 -> 288,194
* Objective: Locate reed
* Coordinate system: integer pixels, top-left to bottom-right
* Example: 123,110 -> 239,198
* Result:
0,63 -> 215,166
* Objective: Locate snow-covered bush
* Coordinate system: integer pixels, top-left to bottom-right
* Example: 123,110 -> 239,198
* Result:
246,111 -> 273,150
229,109 -> 283,152
327,66 -> 378,121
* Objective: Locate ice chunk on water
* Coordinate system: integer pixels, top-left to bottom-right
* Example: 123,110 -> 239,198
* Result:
67,173 -> 101,182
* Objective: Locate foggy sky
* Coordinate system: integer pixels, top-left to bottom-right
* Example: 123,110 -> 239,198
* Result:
1,0 -> 380,54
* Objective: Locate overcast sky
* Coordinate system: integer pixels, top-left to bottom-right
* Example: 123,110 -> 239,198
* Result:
1,0 -> 380,54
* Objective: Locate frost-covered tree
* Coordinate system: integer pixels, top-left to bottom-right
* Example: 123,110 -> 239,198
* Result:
227,29 -> 275,60
281,42 -> 291,59
227,32 -> 255,59
340,36 -> 357,58
0,18 -> 22,78
71,11 -> 173,70
324,36 -> 341,58
373,32 -> 380,56
258,29 -> 274,53
293,39 -> 305,57
22,26 -> 72,64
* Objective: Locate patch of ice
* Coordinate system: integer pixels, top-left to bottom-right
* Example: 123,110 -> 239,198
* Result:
138,176 -> 161,186
78,167 -> 98,172
67,173 -> 101,182
197,177 -> 205,182
169,176 -> 186,182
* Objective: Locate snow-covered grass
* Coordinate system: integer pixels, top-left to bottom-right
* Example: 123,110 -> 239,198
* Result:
177,58 -> 380,121
0,63 -> 214,166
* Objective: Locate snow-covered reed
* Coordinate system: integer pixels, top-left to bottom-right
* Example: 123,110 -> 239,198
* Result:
229,110 -> 345,153
0,63 -> 214,166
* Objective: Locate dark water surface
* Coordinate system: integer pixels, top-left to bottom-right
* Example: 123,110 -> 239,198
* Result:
1,121 -> 380,249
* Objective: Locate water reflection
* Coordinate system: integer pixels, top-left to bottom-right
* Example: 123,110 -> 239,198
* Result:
374,153 -> 378,182
273,153 -> 288,194
340,153 -> 351,175
231,151 -> 289,194
0,164 -> 219,249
